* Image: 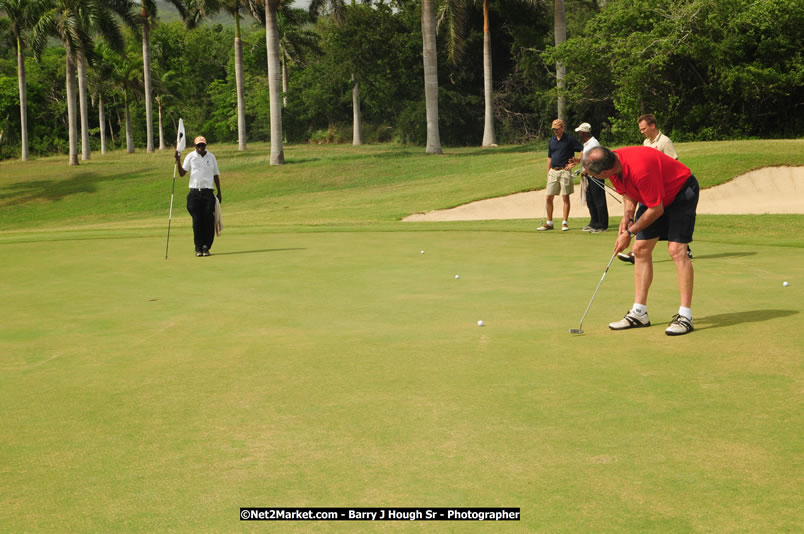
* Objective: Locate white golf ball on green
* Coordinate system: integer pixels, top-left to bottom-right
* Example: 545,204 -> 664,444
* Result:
477,320 -> 484,327
783,281 -> 789,287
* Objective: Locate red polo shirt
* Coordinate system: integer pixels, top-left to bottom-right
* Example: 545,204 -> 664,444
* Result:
609,146 -> 691,208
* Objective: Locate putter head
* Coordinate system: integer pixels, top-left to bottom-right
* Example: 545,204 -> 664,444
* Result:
569,328 -> 584,334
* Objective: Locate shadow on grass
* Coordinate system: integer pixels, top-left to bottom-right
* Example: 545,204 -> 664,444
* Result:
448,145 -> 540,157
695,309 -> 798,330
213,248 -> 307,256
0,171 -> 142,206
283,158 -> 321,165
651,251 -> 758,264
690,251 -> 757,260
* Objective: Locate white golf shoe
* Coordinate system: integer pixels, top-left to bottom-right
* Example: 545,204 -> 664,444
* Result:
665,314 -> 694,336
609,310 -> 651,330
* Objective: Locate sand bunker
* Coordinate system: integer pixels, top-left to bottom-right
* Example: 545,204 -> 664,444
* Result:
403,166 -> 804,222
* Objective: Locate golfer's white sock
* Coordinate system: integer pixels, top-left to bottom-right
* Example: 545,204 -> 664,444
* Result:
632,303 -> 647,316
679,307 -> 692,320
562,220 -> 568,225
545,220 -> 553,225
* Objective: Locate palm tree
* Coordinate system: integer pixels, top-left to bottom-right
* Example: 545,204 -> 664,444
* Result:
421,0 -> 442,154
256,0 -> 285,165
438,0 -> 497,146
138,0 -> 187,154
0,0 -> 46,161
277,6 -> 318,109
89,42 -> 117,154
309,0 -> 366,146
78,1 -> 137,160
33,0 -> 96,165
212,1 -> 264,151
106,41 -> 143,153
32,0 -> 134,165
554,0 -> 566,119
153,69 -> 180,151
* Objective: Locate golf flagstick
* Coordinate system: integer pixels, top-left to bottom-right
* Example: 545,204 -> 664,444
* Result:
570,250 -> 617,334
165,118 -> 186,259
165,164 -> 177,259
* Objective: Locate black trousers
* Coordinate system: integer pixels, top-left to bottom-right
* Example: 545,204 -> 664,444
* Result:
187,189 -> 216,251
586,176 -> 609,229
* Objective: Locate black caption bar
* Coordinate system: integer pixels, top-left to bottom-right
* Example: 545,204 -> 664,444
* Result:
240,507 -> 520,521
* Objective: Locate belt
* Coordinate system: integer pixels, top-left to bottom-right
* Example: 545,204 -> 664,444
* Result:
189,187 -> 213,191
551,166 -> 566,170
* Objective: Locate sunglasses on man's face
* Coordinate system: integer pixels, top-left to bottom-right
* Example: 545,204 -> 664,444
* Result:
196,143 -> 206,148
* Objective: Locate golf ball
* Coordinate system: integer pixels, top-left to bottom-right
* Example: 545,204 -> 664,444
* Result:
783,281 -> 789,287
420,250 -> 425,254
455,275 -> 460,279
477,320 -> 485,327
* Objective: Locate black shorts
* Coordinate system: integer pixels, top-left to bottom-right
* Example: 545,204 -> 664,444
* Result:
635,175 -> 699,244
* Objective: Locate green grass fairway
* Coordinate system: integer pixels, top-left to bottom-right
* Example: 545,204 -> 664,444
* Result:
2,228 -> 802,532
1,141 -> 803,532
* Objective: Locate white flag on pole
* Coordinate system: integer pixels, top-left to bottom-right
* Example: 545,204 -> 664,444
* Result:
176,118 -> 186,152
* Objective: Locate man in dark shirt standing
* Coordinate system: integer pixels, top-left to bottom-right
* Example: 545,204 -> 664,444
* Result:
538,119 -> 584,231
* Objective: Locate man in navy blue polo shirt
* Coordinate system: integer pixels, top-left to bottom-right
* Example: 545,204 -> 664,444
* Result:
538,119 -> 584,231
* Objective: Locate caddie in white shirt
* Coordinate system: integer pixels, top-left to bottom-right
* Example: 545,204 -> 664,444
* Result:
573,122 -> 608,232
174,135 -> 221,257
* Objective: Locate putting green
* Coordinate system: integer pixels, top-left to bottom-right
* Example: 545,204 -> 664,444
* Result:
2,227 -> 802,532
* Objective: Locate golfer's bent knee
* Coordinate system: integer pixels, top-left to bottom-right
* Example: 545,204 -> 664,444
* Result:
668,242 -> 688,262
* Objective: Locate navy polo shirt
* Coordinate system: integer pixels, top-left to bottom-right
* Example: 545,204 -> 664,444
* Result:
548,134 -> 584,167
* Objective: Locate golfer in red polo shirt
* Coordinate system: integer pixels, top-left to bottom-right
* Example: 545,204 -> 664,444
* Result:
582,146 -> 699,336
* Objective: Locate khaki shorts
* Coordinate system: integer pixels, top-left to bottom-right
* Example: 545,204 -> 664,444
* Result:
546,168 -> 574,196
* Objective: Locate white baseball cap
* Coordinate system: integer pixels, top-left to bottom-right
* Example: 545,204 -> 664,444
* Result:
575,122 -> 592,133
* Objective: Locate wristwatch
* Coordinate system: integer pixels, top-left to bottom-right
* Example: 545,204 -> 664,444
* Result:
626,219 -> 635,237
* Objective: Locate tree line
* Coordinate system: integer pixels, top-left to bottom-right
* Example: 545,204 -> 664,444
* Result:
0,0 -> 801,164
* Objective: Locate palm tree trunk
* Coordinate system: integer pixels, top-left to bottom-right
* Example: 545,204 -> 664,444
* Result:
554,0 -> 567,120
421,0 -> 442,154
481,0 -> 496,147
142,23 -> 154,153
234,15 -> 247,150
124,90 -> 134,153
99,93 -> 106,154
109,114 -> 116,147
352,77 -> 362,146
265,0 -> 284,165
66,51 -> 79,166
281,53 -> 288,108
158,100 -> 165,150
77,52 -> 91,160
16,40 -> 29,161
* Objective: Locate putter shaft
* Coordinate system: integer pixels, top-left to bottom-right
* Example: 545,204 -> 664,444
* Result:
571,251 -> 617,333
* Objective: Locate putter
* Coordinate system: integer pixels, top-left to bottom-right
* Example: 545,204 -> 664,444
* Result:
574,169 -> 622,204
569,250 -> 617,334
588,175 -> 623,204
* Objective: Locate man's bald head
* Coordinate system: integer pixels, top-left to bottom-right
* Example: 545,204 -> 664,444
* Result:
582,146 -> 617,176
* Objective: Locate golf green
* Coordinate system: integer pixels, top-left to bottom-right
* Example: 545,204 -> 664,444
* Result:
2,227 -> 801,532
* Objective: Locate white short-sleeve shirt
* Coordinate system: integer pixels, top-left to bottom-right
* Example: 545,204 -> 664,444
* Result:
181,151 -> 220,189
583,136 -> 601,153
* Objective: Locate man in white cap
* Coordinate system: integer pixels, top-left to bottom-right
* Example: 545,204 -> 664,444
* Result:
174,136 -> 221,257
538,119 -> 584,231
574,122 -> 608,233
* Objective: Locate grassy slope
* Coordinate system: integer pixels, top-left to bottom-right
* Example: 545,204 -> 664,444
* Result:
1,139 -> 802,235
